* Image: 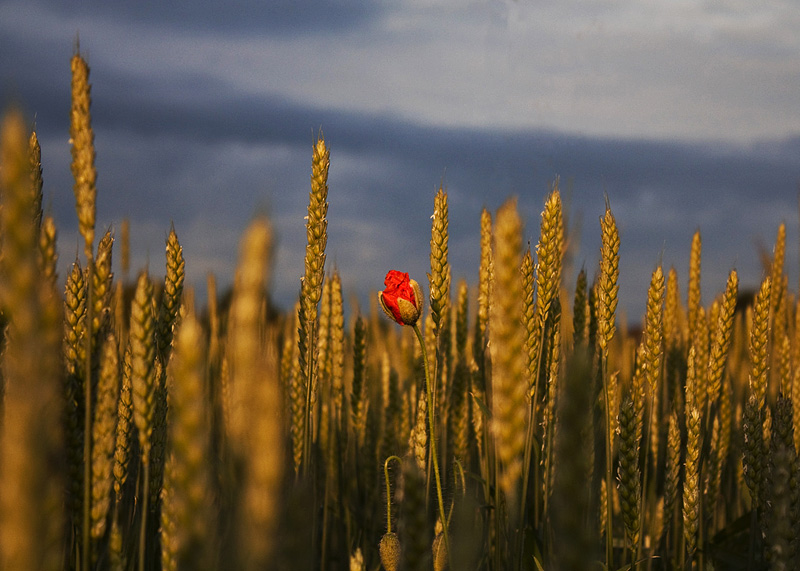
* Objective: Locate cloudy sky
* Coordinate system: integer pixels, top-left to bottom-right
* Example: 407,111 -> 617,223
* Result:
2,0 -> 799,321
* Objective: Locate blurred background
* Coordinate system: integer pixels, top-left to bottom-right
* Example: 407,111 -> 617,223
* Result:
2,0 -> 799,320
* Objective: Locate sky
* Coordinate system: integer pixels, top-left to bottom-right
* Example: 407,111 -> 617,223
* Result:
1,0 -> 799,322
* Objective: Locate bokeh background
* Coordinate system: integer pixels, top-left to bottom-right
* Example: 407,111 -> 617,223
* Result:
2,0 -> 799,319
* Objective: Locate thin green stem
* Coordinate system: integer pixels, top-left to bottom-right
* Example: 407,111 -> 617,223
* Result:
384,455 -> 401,534
413,323 -> 451,569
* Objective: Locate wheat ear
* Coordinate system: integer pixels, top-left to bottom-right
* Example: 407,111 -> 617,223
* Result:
297,134 -> 329,475
490,198 -> 527,506
130,271 -> 156,571
597,202 -> 620,564
428,186 -> 451,335
687,230 -> 702,342
90,333 -> 120,550
749,277 -> 772,409
160,311 -> 216,569
0,108 -> 64,571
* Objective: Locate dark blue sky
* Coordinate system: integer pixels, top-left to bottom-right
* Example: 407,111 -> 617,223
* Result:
2,0 -> 799,320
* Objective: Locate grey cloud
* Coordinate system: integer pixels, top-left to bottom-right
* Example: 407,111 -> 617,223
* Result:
14,0 -> 382,37
2,11 -> 799,318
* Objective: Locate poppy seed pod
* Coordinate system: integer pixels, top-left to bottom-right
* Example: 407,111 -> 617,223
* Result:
379,270 -> 423,326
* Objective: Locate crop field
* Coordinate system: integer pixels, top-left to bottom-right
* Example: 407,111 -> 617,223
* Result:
0,52 -> 797,571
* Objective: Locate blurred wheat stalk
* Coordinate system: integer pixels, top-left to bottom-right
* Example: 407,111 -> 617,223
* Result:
1,50 -> 799,571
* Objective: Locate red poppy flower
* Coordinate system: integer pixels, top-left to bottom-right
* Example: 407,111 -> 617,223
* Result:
379,270 -> 423,326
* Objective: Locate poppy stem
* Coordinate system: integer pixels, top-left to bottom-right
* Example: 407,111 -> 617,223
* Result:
413,323 -> 451,568
384,455 -> 402,534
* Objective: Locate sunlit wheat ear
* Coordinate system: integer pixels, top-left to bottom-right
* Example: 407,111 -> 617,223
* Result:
596,203 -> 619,571
428,185 -> 450,335
707,270 -> 738,405
617,393 -> 641,551
39,215 -> 58,287
113,344 -> 132,502
287,310 -> 304,473
0,108 -> 64,571
663,411 -> 681,527
473,208 -> 493,368
742,395 -> 765,508
160,311 -> 215,570
28,130 -> 43,227
764,396 -> 797,568
521,247 -> 537,391
572,268 -> 589,347
70,52 -> 97,261
329,272 -> 345,419
297,135 -> 329,456
536,184 -> 564,329
682,406 -> 701,560
90,333 -> 120,547
704,415 -> 722,509
687,230 -> 702,342
63,258 -> 87,520
749,276 -> 772,409
156,227 -> 185,362
131,271 -> 156,465
317,274 -> 333,396
776,331 -> 792,399
770,222 -> 786,315
597,204 -> 619,353
410,384 -> 428,471
64,258 -> 87,376
91,230 -> 114,341
490,198 -> 527,504
642,266 -> 665,393
229,217 -> 273,450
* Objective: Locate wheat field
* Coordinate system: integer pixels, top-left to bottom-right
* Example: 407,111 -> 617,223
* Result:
0,51 -> 796,571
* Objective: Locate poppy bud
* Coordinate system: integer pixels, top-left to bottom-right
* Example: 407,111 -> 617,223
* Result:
379,532 -> 400,571
378,270 -> 423,326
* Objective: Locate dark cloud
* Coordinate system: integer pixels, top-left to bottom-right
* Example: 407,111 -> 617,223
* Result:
2,9 -> 799,320
15,0 -> 382,37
